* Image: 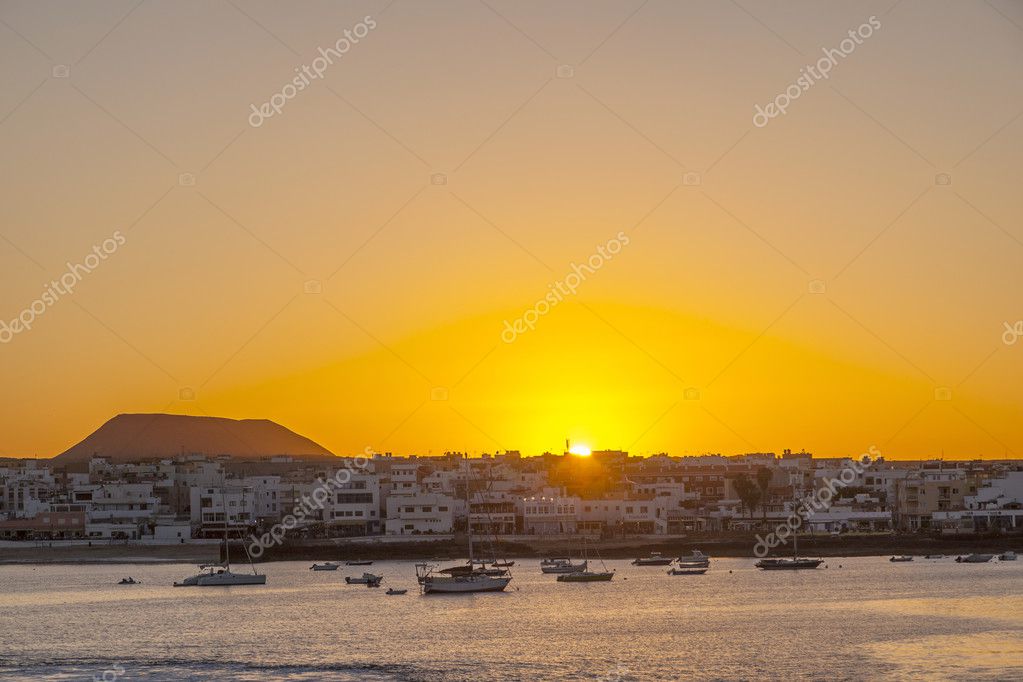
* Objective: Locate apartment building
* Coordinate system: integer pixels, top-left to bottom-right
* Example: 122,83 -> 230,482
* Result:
385,491 -> 454,534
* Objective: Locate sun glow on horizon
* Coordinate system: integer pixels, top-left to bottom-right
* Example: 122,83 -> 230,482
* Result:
568,443 -> 592,457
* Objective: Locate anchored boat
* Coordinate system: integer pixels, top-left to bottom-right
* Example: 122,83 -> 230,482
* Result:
676,550 -> 711,568
175,484 -> 266,587
755,498 -> 823,571
556,539 -> 614,583
667,566 -> 708,576
345,572 -> 383,586
416,454 -> 512,594
631,552 -> 673,566
310,562 -> 340,571
541,558 -> 588,574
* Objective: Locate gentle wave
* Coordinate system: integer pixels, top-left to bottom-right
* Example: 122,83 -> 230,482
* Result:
0,658 -> 418,681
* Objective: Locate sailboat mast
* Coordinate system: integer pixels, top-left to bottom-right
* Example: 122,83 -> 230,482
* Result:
793,485 -> 800,560
464,453 -> 473,565
222,479 -> 231,568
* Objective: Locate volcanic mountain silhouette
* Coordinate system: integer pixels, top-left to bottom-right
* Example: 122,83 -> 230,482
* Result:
53,413 -> 334,462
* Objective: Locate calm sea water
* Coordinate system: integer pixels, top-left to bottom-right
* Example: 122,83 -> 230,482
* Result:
1,557 -> 1022,681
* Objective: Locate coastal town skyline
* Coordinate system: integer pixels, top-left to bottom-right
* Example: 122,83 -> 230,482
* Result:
5,410 -> 1016,462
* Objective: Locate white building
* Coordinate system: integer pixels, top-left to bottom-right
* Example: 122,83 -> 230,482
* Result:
385,491 -> 454,535
73,483 -> 160,525
578,496 -> 665,535
153,520 -> 192,542
522,495 -> 580,534
240,476 -> 281,521
933,471 -> 1023,533
189,485 -> 257,537
325,472 -> 380,535
387,461 -> 421,496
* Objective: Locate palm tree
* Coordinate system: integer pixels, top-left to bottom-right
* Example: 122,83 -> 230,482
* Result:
733,475 -> 761,520
755,467 -> 772,526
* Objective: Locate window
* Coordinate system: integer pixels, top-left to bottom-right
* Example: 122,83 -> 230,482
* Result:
439,506 -> 448,512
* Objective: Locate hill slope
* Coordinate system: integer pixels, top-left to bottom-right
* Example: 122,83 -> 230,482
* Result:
53,413 -> 334,462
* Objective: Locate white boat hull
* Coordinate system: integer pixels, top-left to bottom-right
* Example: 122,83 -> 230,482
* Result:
668,567 -> 708,575
175,570 -> 267,586
422,575 -> 511,594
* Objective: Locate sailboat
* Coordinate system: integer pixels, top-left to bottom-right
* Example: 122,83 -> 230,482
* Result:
556,539 -> 614,582
754,533 -> 823,570
175,484 -> 267,586
416,455 -> 512,594
755,492 -> 823,571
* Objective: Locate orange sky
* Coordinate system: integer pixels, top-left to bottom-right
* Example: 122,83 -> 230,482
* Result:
1,1 -> 1021,459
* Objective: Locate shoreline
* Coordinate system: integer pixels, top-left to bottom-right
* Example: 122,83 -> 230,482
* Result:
2,533 -> 1019,565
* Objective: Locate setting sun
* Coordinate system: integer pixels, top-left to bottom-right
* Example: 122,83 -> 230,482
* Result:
568,443 -> 592,457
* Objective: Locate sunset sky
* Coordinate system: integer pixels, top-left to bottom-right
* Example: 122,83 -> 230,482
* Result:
1,0 -> 1021,459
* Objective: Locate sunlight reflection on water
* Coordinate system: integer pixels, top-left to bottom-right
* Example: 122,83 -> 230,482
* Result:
1,557 -> 1021,680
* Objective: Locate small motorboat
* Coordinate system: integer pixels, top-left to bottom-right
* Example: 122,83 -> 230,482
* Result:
541,559 -> 587,574
345,560 -> 373,566
955,554 -> 994,563
117,577 -> 139,585
998,551 -> 1017,561
310,562 -> 340,571
632,552 -> 673,566
540,557 -> 571,566
385,587 -> 407,595
667,567 -> 708,575
345,572 -> 383,586
492,560 -> 515,567
890,555 -> 914,562
676,550 -> 711,568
